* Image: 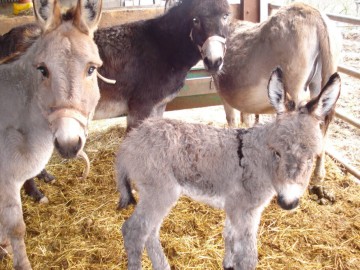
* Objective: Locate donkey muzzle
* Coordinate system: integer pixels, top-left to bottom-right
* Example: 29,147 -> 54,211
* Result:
277,195 -> 299,210
200,35 -> 226,73
48,109 -> 89,159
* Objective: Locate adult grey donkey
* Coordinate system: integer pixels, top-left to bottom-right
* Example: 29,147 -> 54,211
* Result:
116,68 -> 341,270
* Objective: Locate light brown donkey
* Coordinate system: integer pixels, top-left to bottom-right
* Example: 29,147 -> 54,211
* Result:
0,0 -> 102,269
213,3 -> 342,182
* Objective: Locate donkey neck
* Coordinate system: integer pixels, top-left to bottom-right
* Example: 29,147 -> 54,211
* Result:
150,11 -> 200,69
0,40 -> 47,130
241,124 -> 278,176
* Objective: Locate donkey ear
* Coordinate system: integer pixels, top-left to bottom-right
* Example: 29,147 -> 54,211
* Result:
33,0 -> 62,31
73,0 -> 103,36
267,67 -> 288,114
306,73 -> 341,119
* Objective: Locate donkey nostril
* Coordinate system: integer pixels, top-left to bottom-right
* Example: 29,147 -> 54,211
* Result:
203,57 -> 210,68
54,138 -> 60,150
54,137 -> 82,159
73,137 -> 82,155
277,195 -> 299,210
203,57 -> 223,71
213,57 -> 223,70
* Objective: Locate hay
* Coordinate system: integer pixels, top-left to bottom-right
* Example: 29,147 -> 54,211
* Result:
0,116 -> 359,270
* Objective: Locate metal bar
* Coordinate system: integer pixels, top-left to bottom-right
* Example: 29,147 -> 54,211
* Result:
268,4 -> 360,25
338,65 -> 360,79
326,13 -> 360,25
335,110 -> 360,129
326,147 -> 360,182
166,93 -> 222,111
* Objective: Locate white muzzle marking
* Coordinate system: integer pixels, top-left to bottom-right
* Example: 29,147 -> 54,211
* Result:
190,30 -> 227,63
280,183 -> 304,205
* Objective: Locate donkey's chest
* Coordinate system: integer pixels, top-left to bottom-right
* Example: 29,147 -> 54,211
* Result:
0,125 -> 53,181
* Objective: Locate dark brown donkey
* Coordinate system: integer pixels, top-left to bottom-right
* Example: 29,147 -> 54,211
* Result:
0,0 -> 231,202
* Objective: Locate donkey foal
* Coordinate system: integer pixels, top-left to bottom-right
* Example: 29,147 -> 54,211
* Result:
116,68 -> 341,270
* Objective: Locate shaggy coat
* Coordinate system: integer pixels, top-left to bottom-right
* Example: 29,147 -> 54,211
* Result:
116,68 -> 341,270
1,0 -> 230,202
213,3 -> 342,182
0,0 -> 102,269
93,0 -> 230,130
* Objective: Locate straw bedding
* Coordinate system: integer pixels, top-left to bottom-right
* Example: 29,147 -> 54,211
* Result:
0,116 -> 359,270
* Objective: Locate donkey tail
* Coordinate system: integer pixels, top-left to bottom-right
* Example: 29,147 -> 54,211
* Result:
115,153 -> 136,210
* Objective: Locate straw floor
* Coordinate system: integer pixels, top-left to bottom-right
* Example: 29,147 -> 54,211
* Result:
0,113 -> 359,270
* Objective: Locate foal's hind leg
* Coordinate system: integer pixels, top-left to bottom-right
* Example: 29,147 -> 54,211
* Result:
0,223 -> 12,259
0,184 -> 32,269
122,183 -> 180,270
145,225 -> 171,270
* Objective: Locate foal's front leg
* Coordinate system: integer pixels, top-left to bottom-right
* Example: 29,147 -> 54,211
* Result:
224,207 -> 262,270
0,184 -> 32,270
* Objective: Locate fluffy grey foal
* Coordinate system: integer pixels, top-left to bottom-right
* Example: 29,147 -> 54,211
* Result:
116,68 -> 341,270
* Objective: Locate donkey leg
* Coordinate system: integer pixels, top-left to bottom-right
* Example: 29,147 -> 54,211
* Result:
37,169 -> 55,183
223,218 -> 234,270
23,178 -> 48,203
122,183 -> 179,270
143,184 -> 179,270
309,71 -> 327,183
240,112 -> 259,127
225,206 -> 262,270
0,186 -> 32,270
313,106 -> 336,183
221,98 -> 237,127
0,223 -> 12,260
145,225 -> 171,270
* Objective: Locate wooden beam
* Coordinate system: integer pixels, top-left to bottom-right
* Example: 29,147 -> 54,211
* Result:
166,93 -> 222,111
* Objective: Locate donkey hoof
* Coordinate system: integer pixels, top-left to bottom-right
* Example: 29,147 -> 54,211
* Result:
38,170 -> 56,183
38,196 -> 49,204
14,260 -> 32,270
0,243 -> 12,260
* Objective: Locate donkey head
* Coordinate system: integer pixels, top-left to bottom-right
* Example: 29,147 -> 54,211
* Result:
267,68 -> 341,210
32,0 -> 102,159
186,0 -> 230,73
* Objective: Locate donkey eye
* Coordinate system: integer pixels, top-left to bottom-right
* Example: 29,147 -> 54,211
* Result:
37,66 -> 49,78
193,17 -> 200,25
87,66 -> 96,76
274,151 -> 281,160
223,13 -> 229,20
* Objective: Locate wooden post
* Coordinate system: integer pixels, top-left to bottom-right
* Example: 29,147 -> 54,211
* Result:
240,0 -> 261,22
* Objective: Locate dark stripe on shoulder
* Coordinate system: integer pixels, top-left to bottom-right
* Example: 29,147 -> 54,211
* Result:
236,129 -> 248,167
